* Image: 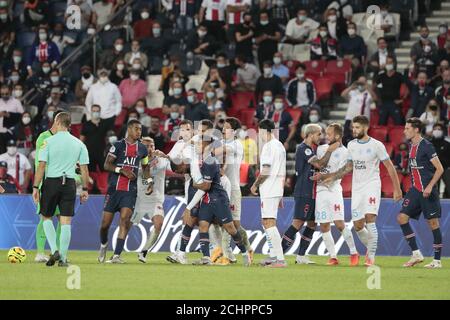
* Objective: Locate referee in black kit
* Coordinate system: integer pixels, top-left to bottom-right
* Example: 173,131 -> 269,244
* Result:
32,112 -> 90,267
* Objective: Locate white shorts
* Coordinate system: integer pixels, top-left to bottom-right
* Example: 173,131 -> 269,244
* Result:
260,197 -> 282,219
230,189 -> 242,221
351,184 -> 381,221
315,189 -> 345,223
131,202 -> 164,225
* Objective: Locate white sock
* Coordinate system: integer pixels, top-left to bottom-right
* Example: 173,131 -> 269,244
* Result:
208,224 -> 222,249
264,229 -> 276,259
221,231 -> 235,260
341,227 -> 357,255
265,226 -> 284,261
356,227 -> 369,248
322,231 -> 337,259
143,229 -> 160,252
366,223 -> 378,260
101,243 -> 107,248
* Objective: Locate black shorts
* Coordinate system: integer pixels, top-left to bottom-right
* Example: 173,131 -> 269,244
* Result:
40,178 -> 76,217
198,196 -> 233,225
401,187 -> 441,220
103,191 -> 137,214
294,196 -> 316,221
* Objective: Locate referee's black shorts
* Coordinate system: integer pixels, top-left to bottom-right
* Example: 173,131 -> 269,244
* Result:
40,178 -> 76,217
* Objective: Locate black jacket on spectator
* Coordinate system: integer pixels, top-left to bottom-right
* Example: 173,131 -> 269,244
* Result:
338,34 -> 367,61
255,75 -> 283,102
406,79 -> 435,117
254,22 -> 280,67
435,85 -> 449,119
184,102 -> 210,122
286,78 -> 316,107
432,137 -> 450,169
186,32 -> 218,57
142,36 -> 171,59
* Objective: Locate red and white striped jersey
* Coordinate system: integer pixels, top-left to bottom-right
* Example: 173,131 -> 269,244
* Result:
201,0 -> 227,22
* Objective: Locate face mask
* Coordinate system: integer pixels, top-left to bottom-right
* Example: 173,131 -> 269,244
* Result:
238,130 -> 247,139
7,146 -> 17,156
348,29 -> 356,36
173,88 -> 182,96
187,95 -> 195,103
433,130 -> 444,139
328,15 -> 337,22
115,44 -> 124,52
13,56 -> 22,64
440,27 -> 448,35
263,68 -> 272,76
136,106 -> 145,114
273,57 -> 281,65
260,20 -> 269,26
87,28 -> 96,35
141,12 -> 149,19
297,73 -> 305,79
298,15 -> 306,22
309,114 -> 319,123
99,76 -> 108,84
274,102 -> 283,110
92,111 -> 101,119
39,33 -> 47,41
47,111 -> 54,120
14,90 -> 22,98
358,85 -> 365,92
116,64 -> 124,71
132,64 -> 141,70
22,117 -> 31,125
42,67 -> 51,74
421,34 -> 429,40
424,45 -> 431,53
217,63 -> 226,68
206,91 -> 215,99
170,112 -> 179,120
152,28 -> 161,36
319,31 -> 328,37
108,136 -> 118,144
197,30 -> 206,37
385,64 -> 394,71
10,75 -> 19,82
130,74 -> 139,81
0,14 -> 7,21
50,76 -> 59,83
263,96 -> 272,104
82,72 -> 91,79
429,104 -> 438,111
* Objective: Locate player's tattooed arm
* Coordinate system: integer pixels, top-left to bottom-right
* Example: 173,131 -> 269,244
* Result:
309,142 -> 340,170
312,160 -> 353,183
251,164 -> 270,195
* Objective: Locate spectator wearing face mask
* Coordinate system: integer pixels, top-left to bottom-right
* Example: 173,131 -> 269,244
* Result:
254,11 -> 281,69
255,61 -> 283,103
162,81 -> 188,114
323,7 -> 347,40
327,0 -> 353,22
109,59 -> 129,86
430,60 -> 449,88
75,65 -> 96,104
98,38 -> 126,70
415,39 -> 440,79
161,66 -> 188,98
298,108 -> 326,142
124,40 -> 149,70
38,105 -> 56,133
437,24 -> 450,50
12,84 -> 25,102
0,6 -> 15,63
286,63 -> 317,113
198,0 -> 228,43
2,49 -> 27,82
255,90 -> 275,123
27,27 -> 60,78
104,130 -> 118,160
119,69 -> 148,109
204,86 -> 223,119
338,22 -> 367,63
0,139 -> 32,193
48,69 -> 70,99
341,76 -> 377,144
284,8 -> 320,47
7,71 -> 24,91
272,52 -> 290,86
80,104 -> 110,173
367,37 -> 397,76
234,12 -> 255,62
232,54 -> 260,92
184,89 -> 209,123
85,68 -> 122,131
10,112 -> 36,157
202,66 -> 228,95
0,160 -> 18,194
133,7 -> 154,41
187,24 -> 218,58
134,98 -> 151,128
430,123 -> 450,198
410,25 -> 439,62
0,85 -> 24,153
23,0 -> 49,29
26,62 -> 52,104
420,99 -> 441,137
406,71 -> 435,118
309,28 -> 338,61
271,96 -> 295,149
43,86 -> 69,115
394,142 -> 410,176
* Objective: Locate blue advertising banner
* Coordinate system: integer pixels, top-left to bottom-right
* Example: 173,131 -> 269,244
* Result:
0,195 -> 448,256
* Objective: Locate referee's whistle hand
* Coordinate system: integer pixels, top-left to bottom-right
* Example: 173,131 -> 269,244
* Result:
80,191 -> 89,204
32,189 -> 40,204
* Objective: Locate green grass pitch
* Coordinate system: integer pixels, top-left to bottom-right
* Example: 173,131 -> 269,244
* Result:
1,250 -> 449,300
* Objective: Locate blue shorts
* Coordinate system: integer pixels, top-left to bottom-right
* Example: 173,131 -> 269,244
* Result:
103,191 -> 137,214
294,197 -> 315,221
401,187 -> 441,220
198,195 -> 233,225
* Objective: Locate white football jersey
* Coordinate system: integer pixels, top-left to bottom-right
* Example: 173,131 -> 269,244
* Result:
137,157 -> 171,203
223,138 -> 244,191
316,144 -> 349,193
220,175 -> 232,199
259,138 -> 286,198
347,137 -> 390,191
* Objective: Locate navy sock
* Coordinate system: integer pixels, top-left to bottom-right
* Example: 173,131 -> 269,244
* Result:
432,228 -> 442,260
400,223 -> 418,251
298,227 -> 315,256
282,225 -> 299,252
180,224 -> 193,252
114,238 -> 125,255
100,227 -> 108,245
231,231 -> 246,253
199,232 -> 210,257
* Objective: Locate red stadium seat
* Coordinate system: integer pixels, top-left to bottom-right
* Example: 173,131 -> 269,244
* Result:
384,142 -> 394,158
286,108 -> 302,125
240,163 -> 250,186
70,124 -> 82,138
326,59 -> 352,74
341,174 -> 352,197
388,126 -> 406,148
148,108 -> 166,120
370,109 -> 380,127
315,76 -> 334,101
239,109 -> 256,128
229,92 -> 255,117
304,73 -> 320,83
379,163 -> 388,178
304,60 -> 326,76
96,171 -> 109,195
369,126 -> 388,142
284,59 -> 301,79
323,71 -> 347,93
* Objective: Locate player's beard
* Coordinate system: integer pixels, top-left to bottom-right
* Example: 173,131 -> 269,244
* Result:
354,131 -> 365,139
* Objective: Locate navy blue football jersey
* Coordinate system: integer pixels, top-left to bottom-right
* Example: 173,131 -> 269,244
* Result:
409,138 -> 438,192
293,142 -> 317,198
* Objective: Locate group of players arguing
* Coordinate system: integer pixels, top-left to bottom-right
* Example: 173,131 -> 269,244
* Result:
34,112 -> 445,268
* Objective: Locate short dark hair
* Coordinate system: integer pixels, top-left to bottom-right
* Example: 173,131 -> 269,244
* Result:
406,117 -> 424,132
127,119 -> 141,128
200,119 -> 214,130
352,115 -> 369,127
179,119 -> 193,128
225,117 -> 241,131
258,119 -> 275,132
297,63 -> 306,71
91,104 -> 101,111
328,123 -> 343,138
188,88 -> 198,94
56,112 -> 71,128
377,37 -> 386,43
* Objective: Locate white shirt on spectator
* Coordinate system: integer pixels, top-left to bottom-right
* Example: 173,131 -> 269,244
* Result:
85,80 -> 122,120
0,97 -> 24,133
297,81 -> 309,107
202,0 -> 227,22
419,111 -> 439,135
327,21 -> 337,39
285,17 -> 320,41
345,89 -> 372,120
0,152 -> 31,185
